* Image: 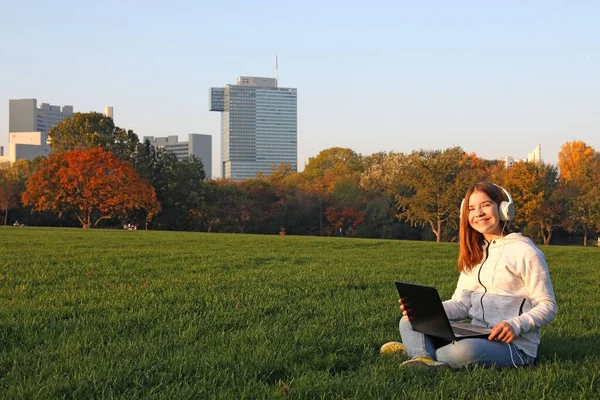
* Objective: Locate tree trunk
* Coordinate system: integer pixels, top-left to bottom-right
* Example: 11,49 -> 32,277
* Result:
583,226 -> 588,246
541,227 -> 552,245
93,215 -> 110,228
3,206 -> 7,226
430,220 -> 441,242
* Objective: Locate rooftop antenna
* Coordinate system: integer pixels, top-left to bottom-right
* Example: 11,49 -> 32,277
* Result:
275,54 -> 279,87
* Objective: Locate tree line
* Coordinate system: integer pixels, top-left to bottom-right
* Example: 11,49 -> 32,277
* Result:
1,112 -> 599,246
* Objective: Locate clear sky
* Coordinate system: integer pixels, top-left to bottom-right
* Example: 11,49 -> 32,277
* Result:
1,0 -> 598,176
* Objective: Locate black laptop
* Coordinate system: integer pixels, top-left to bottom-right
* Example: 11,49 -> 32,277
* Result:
395,281 -> 491,341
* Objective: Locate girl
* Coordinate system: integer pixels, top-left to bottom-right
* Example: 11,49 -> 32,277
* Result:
381,182 -> 558,368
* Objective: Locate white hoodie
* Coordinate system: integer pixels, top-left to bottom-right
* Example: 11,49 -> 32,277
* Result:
442,233 -> 558,358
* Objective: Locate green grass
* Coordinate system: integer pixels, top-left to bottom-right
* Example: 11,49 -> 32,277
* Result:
1,227 -> 599,399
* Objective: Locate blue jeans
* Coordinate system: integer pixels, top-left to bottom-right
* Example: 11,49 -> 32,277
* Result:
399,316 -> 536,368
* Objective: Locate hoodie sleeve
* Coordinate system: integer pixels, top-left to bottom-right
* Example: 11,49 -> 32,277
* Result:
442,272 -> 473,321
505,249 -> 558,336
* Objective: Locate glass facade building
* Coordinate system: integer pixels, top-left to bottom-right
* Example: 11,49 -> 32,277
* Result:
210,77 -> 297,181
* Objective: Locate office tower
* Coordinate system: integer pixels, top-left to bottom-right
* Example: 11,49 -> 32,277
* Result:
209,76 -> 297,181
7,99 -> 73,162
9,99 -> 74,141
143,134 -> 213,179
6,99 -> 113,162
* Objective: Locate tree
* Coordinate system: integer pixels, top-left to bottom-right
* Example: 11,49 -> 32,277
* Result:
325,207 -> 365,236
502,161 -> 562,245
237,179 -> 282,234
557,141 -> 600,245
0,160 -> 34,225
302,147 -> 364,194
48,112 -> 139,160
22,149 -> 159,228
172,156 -> 206,230
198,179 -> 248,233
361,147 -> 489,242
0,167 -> 19,226
133,140 -> 206,231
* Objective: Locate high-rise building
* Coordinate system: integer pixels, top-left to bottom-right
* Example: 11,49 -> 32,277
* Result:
9,99 -> 74,138
5,98 -> 112,162
6,99 -> 74,162
143,134 -> 212,179
209,76 -> 297,181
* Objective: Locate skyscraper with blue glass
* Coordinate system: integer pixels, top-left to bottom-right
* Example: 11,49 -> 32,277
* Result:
210,76 -> 297,181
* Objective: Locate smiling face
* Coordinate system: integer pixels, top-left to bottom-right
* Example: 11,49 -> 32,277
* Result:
468,190 -> 503,241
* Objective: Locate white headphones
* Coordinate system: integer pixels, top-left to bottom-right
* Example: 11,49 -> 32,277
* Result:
461,184 -> 515,222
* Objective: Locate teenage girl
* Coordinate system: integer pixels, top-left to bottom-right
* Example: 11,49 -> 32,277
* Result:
381,182 -> 558,368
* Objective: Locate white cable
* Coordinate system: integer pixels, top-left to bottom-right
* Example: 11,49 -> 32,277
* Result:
507,342 -> 518,368
507,342 -> 525,368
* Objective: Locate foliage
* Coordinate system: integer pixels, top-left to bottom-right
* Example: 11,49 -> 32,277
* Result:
303,147 -> 364,193
325,207 -> 365,235
22,148 -> 159,228
9,141 -> 600,243
47,112 -> 139,160
0,228 -> 597,398
502,161 -> 562,245
133,140 -> 206,231
0,160 -> 35,226
366,147 -> 487,242
557,141 -> 600,245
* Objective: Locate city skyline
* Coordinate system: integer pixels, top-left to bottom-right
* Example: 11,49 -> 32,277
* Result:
1,1 -> 599,176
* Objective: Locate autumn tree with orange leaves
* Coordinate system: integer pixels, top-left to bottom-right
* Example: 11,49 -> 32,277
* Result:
501,161 -> 563,245
22,148 -> 159,228
558,141 -> 600,246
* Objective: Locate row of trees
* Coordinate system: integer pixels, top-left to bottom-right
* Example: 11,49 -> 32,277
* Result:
1,112 -> 599,245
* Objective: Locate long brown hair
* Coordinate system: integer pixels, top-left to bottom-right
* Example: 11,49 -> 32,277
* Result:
458,182 -> 509,272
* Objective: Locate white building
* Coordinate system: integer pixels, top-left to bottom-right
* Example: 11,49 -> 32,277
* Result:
9,99 -> 74,138
5,98 -> 113,163
143,134 -> 212,179
7,132 -> 50,162
501,144 -> 542,168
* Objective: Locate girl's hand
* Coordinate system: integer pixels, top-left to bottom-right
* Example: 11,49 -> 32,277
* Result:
398,299 -> 408,317
488,321 -> 516,343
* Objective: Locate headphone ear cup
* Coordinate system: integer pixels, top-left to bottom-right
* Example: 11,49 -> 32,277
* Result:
499,200 -> 515,221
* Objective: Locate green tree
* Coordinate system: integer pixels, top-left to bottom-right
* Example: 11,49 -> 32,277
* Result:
164,155 -> 206,231
367,147 -> 489,242
48,112 -> 139,160
132,139 -> 207,231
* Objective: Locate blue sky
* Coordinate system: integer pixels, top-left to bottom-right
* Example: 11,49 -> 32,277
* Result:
1,0 -> 598,176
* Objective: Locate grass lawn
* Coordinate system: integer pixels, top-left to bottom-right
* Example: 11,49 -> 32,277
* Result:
0,227 -> 599,399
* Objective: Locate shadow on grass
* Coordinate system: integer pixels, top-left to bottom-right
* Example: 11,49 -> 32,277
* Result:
538,333 -> 600,362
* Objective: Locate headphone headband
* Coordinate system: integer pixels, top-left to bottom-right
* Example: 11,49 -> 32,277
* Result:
494,184 -> 513,207
460,183 -> 515,221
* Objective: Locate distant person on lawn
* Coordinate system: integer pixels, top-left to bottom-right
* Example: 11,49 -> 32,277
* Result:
381,182 -> 558,369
